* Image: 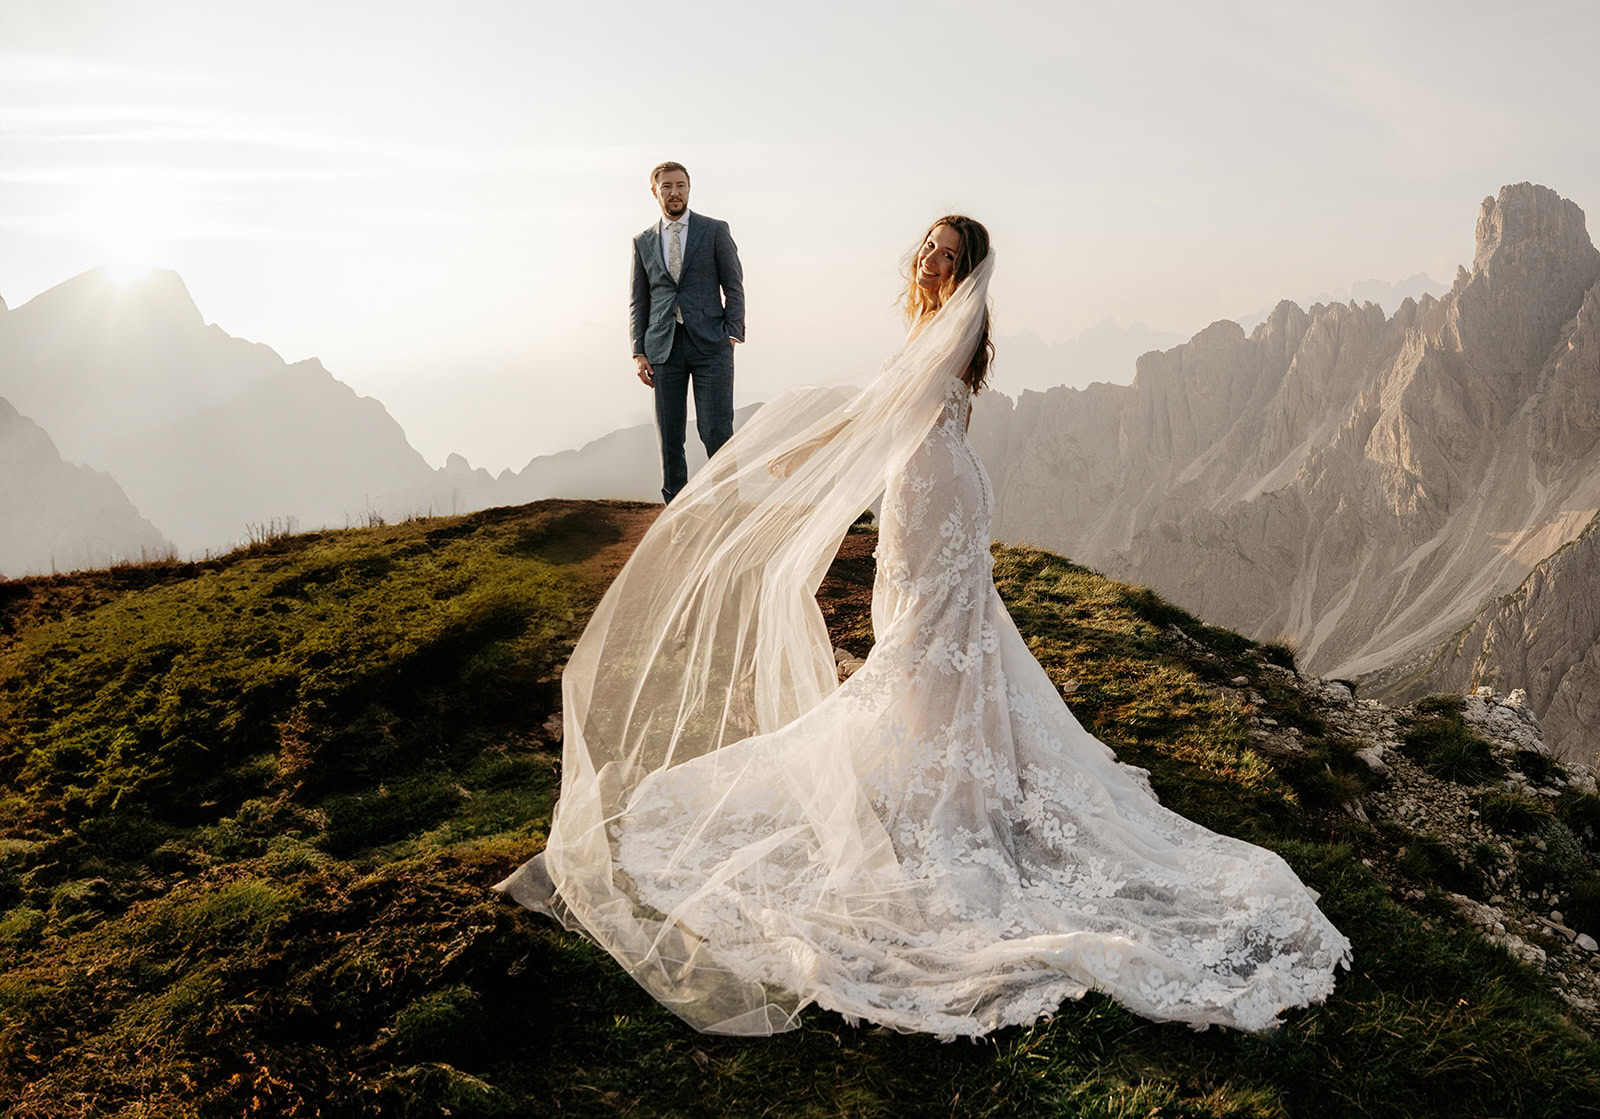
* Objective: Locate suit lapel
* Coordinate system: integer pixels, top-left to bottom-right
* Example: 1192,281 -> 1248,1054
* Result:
639,225 -> 671,285
680,216 -> 708,275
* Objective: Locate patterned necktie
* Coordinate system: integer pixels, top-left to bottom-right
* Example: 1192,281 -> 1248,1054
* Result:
667,220 -> 684,281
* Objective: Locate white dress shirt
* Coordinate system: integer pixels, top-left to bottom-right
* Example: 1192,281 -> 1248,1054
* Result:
659,210 -> 690,271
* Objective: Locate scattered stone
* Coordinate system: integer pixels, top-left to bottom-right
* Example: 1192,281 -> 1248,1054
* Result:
1536,916 -> 1580,943
1232,673 -> 1599,1023
1356,746 -> 1390,776
1230,676 -> 1249,686
542,711 -> 564,741
1061,679 -> 1079,696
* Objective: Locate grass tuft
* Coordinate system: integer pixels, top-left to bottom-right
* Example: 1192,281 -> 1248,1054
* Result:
1399,704 -> 1502,785
1478,789 -> 1551,836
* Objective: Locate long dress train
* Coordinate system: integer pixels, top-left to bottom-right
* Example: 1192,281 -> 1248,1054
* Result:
496,257 -> 1351,1036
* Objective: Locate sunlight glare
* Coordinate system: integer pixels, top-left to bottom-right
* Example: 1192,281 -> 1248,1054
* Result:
75,179 -> 183,282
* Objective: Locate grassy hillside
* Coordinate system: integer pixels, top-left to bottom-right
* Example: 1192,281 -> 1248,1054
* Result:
1,499 -> 1596,1118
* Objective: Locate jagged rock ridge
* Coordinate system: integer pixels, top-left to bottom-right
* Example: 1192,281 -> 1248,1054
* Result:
977,184 -> 1600,761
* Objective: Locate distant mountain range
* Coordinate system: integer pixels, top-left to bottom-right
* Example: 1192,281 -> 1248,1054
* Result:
0,395 -> 171,577
992,320 -> 1187,396
2,183 -> 1592,762
0,269 -> 458,555
1233,274 -> 1449,334
0,270 -> 754,559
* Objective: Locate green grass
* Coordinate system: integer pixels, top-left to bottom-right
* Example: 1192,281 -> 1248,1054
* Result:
1,501 -> 1596,1118
1478,789 -> 1553,836
1398,699 -> 1503,785
1558,789 -> 1600,846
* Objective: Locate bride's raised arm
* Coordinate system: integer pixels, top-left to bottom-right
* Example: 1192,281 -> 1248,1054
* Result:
767,416 -> 851,477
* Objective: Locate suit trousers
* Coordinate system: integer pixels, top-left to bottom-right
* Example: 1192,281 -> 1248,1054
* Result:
653,323 -> 735,504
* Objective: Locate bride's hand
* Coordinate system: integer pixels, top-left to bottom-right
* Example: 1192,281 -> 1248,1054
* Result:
767,439 -> 820,478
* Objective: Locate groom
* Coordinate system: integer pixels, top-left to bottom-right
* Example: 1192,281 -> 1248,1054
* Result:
631,161 -> 745,504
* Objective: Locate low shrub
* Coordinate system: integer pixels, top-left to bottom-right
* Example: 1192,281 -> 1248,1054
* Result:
1556,790 -> 1600,849
1511,749 -> 1561,785
1523,819 -> 1591,891
1413,694 -> 1466,718
1398,834 -> 1480,897
1477,789 -> 1551,836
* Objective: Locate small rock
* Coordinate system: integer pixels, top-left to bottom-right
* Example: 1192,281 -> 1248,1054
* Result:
1259,717 -> 1278,727
1356,746 -> 1390,776
1535,837 -> 1548,851
542,711 -> 564,741
1579,934 -> 1598,953
1230,676 -> 1249,686
1537,916 -> 1580,942
1061,679 -> 1079,696
1553,910 -> 1565,923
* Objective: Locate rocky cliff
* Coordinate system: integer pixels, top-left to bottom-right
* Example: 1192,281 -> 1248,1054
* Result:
0,397 -> 172,576
1410,512 -> 1600,765
982,184 -> 1600,761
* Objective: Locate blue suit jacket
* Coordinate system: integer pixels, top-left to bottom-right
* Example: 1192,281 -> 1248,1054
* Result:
631,212 -> 745,364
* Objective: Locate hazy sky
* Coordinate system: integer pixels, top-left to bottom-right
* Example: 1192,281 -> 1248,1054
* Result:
3,0 -> 1597,472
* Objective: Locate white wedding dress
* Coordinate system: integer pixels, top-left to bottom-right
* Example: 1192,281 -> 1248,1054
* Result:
498,256 -> 1351,1037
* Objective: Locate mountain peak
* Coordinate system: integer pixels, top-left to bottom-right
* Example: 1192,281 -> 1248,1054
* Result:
1473,183 -> 1593,275
21,266 -> 204,329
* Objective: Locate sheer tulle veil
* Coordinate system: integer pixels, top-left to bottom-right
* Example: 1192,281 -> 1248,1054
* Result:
495,257 -> 996,1033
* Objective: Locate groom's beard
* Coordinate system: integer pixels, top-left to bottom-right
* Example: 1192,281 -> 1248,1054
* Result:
662,200 -> 687,218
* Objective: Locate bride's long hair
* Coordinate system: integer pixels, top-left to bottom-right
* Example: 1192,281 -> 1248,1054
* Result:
903,214 -> 994,393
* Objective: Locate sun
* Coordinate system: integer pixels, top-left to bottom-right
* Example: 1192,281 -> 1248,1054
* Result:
102,259 -> 154,284
75,179 -> 182,282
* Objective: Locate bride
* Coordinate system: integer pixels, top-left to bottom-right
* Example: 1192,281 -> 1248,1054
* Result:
497,215 -> 1352,1038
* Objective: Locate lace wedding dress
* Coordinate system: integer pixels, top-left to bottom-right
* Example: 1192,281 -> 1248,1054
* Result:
497,256 -> 1351,1037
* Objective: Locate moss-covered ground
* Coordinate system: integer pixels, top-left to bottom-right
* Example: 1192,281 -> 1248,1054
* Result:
1,500 -> 1596,1117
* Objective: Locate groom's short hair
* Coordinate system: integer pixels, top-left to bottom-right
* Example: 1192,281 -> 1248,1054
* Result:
650,161 -> 690,186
